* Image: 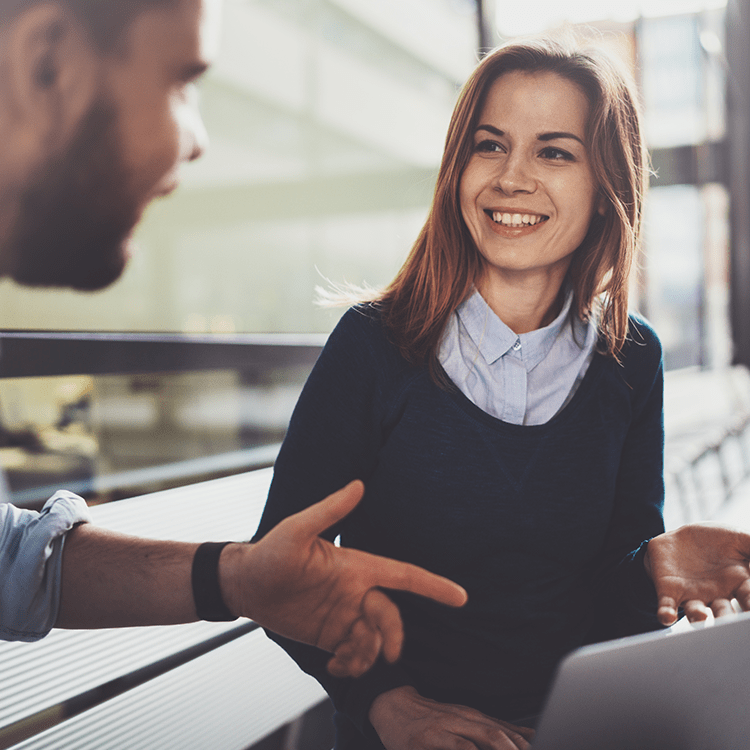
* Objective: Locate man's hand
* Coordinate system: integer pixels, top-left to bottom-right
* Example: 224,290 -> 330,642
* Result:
644,523 -> 750,625
221,481 -> 468,678
369,686 -> 535,750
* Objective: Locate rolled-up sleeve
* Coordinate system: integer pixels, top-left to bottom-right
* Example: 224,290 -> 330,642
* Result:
0,491 -> 92,641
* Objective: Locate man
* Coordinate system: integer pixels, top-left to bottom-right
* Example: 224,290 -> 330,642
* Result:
0,0 -> 468,679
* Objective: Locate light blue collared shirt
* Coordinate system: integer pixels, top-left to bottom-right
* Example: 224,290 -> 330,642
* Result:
0,490 -> 92,641
438,289 -> 599,425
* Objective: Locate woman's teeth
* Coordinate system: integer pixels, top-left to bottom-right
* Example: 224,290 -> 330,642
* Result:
489,212 -> 547,227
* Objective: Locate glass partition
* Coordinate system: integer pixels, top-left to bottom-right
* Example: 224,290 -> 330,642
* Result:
0,0 -> 478,336
0,336 -> 322,507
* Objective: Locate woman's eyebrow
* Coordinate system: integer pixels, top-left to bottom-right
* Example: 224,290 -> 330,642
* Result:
475,124 -> 504,136
475,125 -> 584,146
537,131 -> 584,145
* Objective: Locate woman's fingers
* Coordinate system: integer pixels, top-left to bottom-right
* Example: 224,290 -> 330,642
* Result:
734,578 -> 750,612
369,686 -> 534,750
656,595 -> 680,626
710,598 -> 735,619
683,599 -> 711,622
463,722 -> 532,750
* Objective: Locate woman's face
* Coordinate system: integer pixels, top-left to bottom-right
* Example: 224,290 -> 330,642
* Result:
459,70 -> 601,288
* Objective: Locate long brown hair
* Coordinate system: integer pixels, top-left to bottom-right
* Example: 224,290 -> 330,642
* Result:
376,37 -> 648,380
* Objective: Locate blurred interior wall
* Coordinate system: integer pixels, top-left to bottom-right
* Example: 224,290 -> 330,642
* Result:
728,0 -> 750,365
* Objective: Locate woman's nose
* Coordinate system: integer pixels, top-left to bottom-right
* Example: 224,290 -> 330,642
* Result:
494,154 -> 536,195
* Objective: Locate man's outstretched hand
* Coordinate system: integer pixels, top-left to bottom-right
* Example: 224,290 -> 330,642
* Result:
644,523 -> 750,626
221,481 -> 468,678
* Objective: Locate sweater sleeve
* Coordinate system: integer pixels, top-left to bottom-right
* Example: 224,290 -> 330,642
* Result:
253,306 -> 413,735
587,316 -> 666,642
0,490 -> 92,641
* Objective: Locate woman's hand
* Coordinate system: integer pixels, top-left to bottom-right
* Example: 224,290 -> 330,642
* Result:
644,523 -> 750,625
369,686 -> 534,750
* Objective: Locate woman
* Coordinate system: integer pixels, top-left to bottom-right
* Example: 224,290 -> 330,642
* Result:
254,38 -> 749,750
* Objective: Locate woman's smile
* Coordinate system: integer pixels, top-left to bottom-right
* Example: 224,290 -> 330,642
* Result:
484,208 -> 550,237
487,210 -> 548,228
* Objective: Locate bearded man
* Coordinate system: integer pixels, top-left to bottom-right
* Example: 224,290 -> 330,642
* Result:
0,0 -> 468,677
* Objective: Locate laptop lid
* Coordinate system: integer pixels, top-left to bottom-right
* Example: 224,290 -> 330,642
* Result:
531,611 -> 750,750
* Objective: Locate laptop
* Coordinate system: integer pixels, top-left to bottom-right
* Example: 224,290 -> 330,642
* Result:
531,610 -> 750,750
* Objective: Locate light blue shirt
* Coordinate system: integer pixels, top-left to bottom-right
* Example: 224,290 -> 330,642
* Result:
438,289 -> 599,425
0,490 -> 92,641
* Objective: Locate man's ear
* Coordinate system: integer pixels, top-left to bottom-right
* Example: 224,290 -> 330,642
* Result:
3,3 -> 100,152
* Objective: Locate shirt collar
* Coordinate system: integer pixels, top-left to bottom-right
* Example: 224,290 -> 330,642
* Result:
456,288 -> 575,370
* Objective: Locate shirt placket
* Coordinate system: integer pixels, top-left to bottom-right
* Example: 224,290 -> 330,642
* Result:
503,337 -> 527,425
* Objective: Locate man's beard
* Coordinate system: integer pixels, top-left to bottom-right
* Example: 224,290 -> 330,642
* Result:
6,99 -> 140,292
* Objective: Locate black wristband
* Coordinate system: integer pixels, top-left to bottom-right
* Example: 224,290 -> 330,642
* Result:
191,542 -> 238,622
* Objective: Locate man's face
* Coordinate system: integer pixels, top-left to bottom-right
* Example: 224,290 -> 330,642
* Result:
7,0 -> 220,291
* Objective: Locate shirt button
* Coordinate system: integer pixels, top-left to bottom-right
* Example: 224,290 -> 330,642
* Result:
512,339 -> 522,351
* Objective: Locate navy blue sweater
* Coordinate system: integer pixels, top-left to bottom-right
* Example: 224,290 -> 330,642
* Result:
254,305 -> 665,748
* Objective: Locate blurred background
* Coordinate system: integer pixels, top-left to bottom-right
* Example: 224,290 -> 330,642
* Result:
1,0 -> 749,529
3,2 -> 750,749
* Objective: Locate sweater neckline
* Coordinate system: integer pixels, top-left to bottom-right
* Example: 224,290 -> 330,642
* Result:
438,347 -> 608,432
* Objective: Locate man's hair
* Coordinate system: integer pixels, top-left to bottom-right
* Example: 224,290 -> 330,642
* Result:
1,0 -> 178,52
374,36 -> 648,381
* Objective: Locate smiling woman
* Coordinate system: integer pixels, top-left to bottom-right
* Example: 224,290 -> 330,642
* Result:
377,38 -> 647,377
458,70 -> 602,331
253,36 -> 663,750
250,33 -> 750,750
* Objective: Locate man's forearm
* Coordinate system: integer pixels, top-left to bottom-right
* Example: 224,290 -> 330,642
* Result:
56,524 -> 204,628
53,482 -> 467,681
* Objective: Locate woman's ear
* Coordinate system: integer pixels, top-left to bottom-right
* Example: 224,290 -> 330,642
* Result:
3,3 -> 100,152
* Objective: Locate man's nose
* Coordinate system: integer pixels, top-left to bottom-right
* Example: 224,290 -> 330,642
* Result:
179,87 -> 209,163
183,106 -> 208,163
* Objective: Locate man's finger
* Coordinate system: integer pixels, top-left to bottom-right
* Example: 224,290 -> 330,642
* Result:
362,554 -> 468,608
327,617 -> 381,678
656,595 -> 679,626
288,480 -> 365,539
362,588 -> 404,663
285,482 -> 467,608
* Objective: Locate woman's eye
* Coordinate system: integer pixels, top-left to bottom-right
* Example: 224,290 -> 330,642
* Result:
474,139 -> 504,154
540,146 -> 575,162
